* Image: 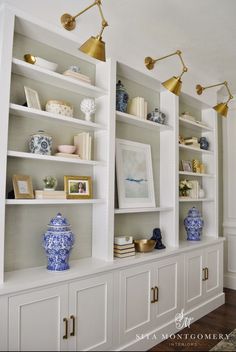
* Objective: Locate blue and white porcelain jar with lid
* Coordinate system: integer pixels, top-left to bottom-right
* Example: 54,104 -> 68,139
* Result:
184,207 -> 204,241
29,130 -> 52,155
42,213 -> 75,271
116,80 -> 129,113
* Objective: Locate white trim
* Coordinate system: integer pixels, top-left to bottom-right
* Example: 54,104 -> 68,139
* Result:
224,273 -> 236,290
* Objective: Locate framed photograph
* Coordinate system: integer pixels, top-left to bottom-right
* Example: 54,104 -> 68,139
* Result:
12,175 -> 34,199
24,86 -> 42,110
116,139 -> 156,208
64,176 -> 92,199
181,160 -> 193,172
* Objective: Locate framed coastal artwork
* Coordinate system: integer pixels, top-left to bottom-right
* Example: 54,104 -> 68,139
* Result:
116,139 -> 155,208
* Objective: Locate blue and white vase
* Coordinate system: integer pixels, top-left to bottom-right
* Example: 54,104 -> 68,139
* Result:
29,130 -> 52,155
147,108 -> 166,124
199,137 -> 209,150
184,207 -> 204,241
42,213 -> 75,271
116,80 -> 129,113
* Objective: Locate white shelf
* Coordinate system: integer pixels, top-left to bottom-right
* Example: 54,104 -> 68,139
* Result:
12,58 -> 108,98
10,104 -> 107,132
6,199 -> 105,205
114,207 -> 173,214
116,111 -> 172,131
179,144 -> 213,154
7,150 -> 105,166
179,197 -> 214,202
179,171 -> 215,178
179,117 -> 213,132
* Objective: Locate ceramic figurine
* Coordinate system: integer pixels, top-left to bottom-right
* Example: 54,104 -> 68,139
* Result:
116,80 -> 129,112
199,137 -> 209,150
147,108 -> 166,124
42,213 -> 75,271
29,130 -> 52,155
150,228 -> 166,249
184,207 -> 204,241
80,98 -> 96,121
68,65 -> 80,73
43,176 -> 57,191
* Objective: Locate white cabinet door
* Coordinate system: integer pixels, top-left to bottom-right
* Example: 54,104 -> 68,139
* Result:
8,285 -> 68,351
153,255 -> 183,326
185,249 -> 205,311
68,273 -> 113,351
205,244 -> 223,300
119,263 -> 154,344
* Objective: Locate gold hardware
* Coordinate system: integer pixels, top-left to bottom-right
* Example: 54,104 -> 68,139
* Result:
202,268 -> 206,281
60,0 -> 108,61
151,287 -> 155,303
154,286 -> 159,302
63,318 -> 68,339
144,50 -> 188,96
196,81 -> 233,117
205,267 -> 209,280
70,315 -> 75,336
24,54 -> 36,65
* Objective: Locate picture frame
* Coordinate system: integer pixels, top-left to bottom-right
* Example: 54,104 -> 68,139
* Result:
64,176 -> 92,199
181,160 -> 193,172
116,139 -> 156,208
12,174 -> 34,199
24,86 -> 42,110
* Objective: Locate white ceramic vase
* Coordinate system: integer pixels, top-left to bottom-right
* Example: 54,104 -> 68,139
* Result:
80,98 -> 96,122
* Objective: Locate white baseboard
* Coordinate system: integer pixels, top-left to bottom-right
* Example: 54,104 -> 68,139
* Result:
116,293 -> 225,351
224,273 -> 236,290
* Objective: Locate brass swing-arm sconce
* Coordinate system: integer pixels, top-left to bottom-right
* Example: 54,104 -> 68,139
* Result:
196,81 -> 233,117
144,50 -> 188,96
61,0 -> 108,62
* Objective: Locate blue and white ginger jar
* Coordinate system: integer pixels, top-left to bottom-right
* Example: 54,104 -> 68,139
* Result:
184,207 -> 204,241
116,80 -> 129,113
43,213 -> 75,271
29,130 -> 52,155
199,137 -> 209,150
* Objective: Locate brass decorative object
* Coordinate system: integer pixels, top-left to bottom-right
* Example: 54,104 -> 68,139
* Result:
144,50 -> 188,96
196,81 -> 233,117
134,239 -> 156,253
60,0 -> 108,62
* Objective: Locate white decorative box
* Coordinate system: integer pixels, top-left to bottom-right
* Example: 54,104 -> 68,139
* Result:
45,100 -> 73,117
114,236 -> 133,245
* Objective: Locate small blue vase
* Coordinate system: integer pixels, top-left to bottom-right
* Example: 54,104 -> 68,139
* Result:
116,80 -> 129,113
184,207 -> 204,241
43,213 -> 75,271
199,137 -> 209,150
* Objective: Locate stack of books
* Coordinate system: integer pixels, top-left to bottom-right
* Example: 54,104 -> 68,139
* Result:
63,70 -> 91,85
184,137 -> 200,148
35,190 -> 66,199
114,243 -> 135,258
128,97 -> 148,119
74,132 -> 92,160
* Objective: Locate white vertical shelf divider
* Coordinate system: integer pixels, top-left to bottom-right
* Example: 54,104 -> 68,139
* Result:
0,6 -> 15,284
159,90 -> 179,247
92,59 -> 116,261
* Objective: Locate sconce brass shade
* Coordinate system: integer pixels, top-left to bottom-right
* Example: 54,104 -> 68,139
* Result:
144,50 -> 188,96
79,36 -> 106,62
162,76 -> 182,96
213,102 -> 228,118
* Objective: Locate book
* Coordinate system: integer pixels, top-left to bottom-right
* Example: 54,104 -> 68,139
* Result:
114,252 -> 136,258
128,97 -> 147,119
63,70 -> 91,84
74,132 -> 92,160
55,153 -> 81,159
35,190 -> 66,199
114,236 -> 133,245
114,248 -> 135,254
114,243 -> 135,250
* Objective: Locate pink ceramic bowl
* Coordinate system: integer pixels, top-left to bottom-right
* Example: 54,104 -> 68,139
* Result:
57,145 -> 76,154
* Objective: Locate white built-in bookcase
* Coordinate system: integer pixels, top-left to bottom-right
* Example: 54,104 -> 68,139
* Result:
0,5 -> 219,284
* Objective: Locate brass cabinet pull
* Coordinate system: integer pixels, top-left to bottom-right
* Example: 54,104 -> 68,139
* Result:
205,267 -> 209,280
202,268 -> 206,281
70,315 -> 75,336
151,287 -> 155,303
63,318 -> 68,339
154,286 -> 159,302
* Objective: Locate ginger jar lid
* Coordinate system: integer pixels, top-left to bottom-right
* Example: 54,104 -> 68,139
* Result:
187,207 -> 201,218
48,213 -> 71,228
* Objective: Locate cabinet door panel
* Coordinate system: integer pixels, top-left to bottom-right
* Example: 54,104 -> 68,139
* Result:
119,263 -> 153,344
9,285 -> 68,351
185,250 -> 204,310
69,273 -> 113,351
205,244 -> 223,299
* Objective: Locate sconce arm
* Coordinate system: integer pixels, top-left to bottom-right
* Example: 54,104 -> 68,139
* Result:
200,81 -> 233,102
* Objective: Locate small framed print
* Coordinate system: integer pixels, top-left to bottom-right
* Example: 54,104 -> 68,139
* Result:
24,86 -> 42,110
64,176 -> 92,199
181,160 -> 193,172
12,175 -> 34,199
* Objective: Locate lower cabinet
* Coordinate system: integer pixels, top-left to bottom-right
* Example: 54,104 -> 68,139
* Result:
118,255 -> 183,345
7,273 -> 113,351
184,243 -> 223,311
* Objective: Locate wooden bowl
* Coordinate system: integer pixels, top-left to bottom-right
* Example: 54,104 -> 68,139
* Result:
134,239 -> 156,253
